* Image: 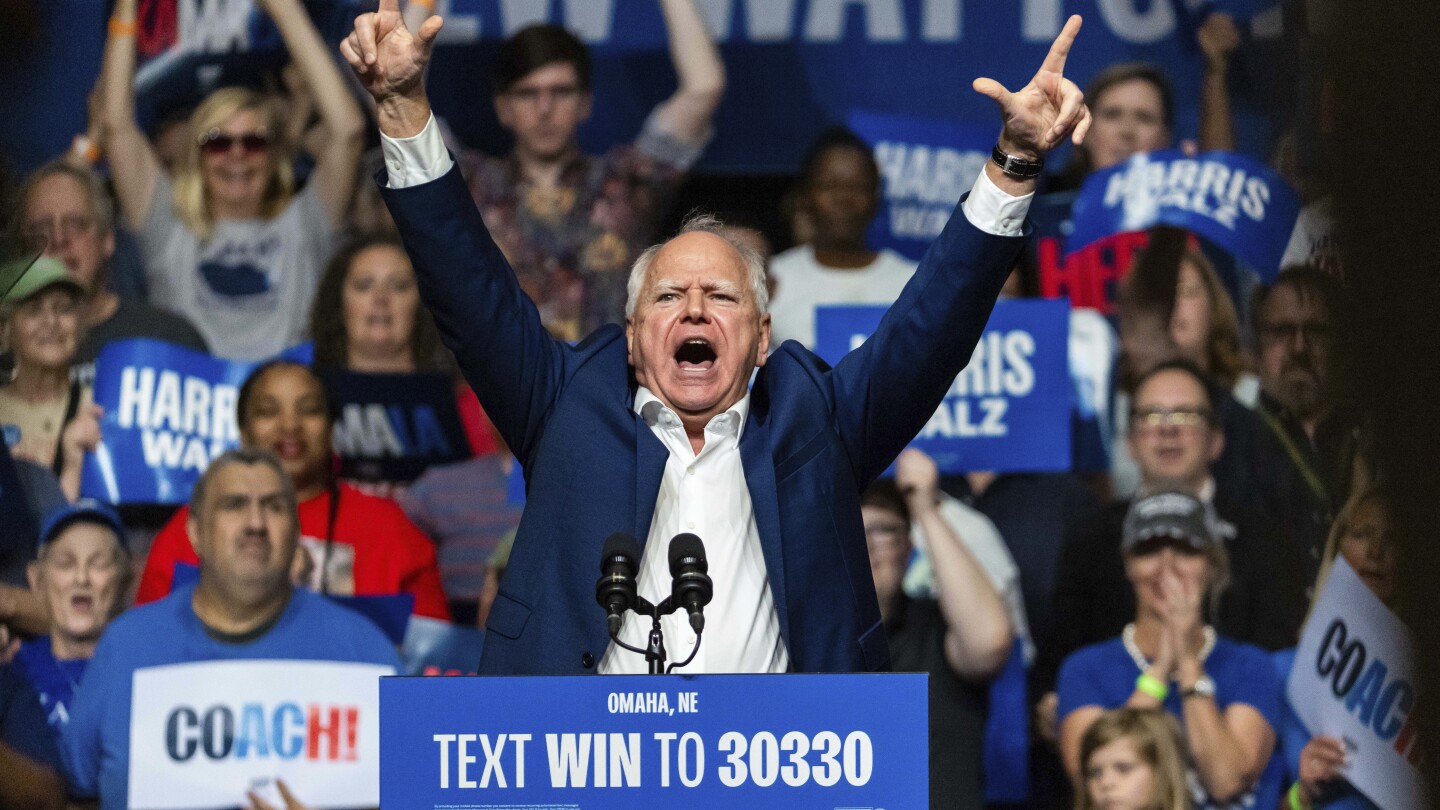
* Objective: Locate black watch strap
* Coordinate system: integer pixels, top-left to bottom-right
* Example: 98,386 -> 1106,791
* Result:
991,144 -> 1044,179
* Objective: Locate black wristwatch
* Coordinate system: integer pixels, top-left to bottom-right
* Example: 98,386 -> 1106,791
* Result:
991,144 -> 1045,179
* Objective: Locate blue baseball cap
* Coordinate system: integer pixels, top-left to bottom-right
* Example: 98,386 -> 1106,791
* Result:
38,499 -> 127,550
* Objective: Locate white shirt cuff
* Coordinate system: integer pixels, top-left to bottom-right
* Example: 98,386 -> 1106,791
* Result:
380,114 -> 454,189
961,168 -> 1033,237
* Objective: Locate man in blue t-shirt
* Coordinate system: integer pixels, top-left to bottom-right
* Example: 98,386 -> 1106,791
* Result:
61,449 -> 401,808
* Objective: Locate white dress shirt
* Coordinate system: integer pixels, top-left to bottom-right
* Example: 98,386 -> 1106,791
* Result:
378,114 -> 1036,672
594,389 -> 787,674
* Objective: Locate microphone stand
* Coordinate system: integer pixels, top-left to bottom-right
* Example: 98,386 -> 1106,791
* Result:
607,596 -> 671,674
606,596 -> 704,674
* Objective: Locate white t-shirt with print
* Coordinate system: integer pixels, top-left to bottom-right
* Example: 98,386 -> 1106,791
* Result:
766,245 -> 918,350
138,174 -> 333,360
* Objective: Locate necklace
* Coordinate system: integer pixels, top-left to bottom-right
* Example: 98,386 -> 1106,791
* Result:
1122,623 -> 1216,672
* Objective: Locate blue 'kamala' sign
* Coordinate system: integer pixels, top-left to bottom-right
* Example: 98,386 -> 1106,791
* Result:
380,673 -> 926,808
815,298 -> 1072,473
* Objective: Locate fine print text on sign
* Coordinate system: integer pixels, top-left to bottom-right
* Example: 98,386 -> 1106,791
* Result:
1286,557 -> 1424,810
128,660 -> 393,810
381,673 -> 927,808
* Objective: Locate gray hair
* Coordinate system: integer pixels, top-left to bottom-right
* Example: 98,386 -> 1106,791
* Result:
189,448 -> 298,523
624,212 -> 770,320
21,159 -> 117,238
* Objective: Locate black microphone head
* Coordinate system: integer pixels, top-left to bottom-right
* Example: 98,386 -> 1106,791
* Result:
601,532 -> 641,572
597,532 -> 641,631
668,533 -> 707,575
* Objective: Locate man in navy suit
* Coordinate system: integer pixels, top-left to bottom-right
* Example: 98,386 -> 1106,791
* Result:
342,8 -> 1092,675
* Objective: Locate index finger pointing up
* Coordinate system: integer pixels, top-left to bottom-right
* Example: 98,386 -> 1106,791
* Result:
1041,14 -> 1083,75
378,0 -> 400,15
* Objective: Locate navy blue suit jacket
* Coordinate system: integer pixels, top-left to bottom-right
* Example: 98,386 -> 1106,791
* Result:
382,166 -> 1026,674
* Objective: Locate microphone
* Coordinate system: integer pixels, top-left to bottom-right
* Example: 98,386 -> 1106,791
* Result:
668,533 -> 713,634
595,532 -> 641,636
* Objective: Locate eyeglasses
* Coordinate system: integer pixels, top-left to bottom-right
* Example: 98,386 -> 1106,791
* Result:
197,130 -> 273,155
1130,408 -> 1212,430
22,214 -> 96,249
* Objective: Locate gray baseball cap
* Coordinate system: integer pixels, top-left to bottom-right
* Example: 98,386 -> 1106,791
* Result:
1121,490 -> 1215,554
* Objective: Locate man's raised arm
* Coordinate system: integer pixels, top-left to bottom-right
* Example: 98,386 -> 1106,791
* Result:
829,16 -> 1093,487
341,1 -> 565,464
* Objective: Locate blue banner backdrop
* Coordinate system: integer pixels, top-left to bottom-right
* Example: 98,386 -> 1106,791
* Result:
81,339 -> 311,505
1068,148 -> 1301,279
3,0 -> 1293,174
380,673 -> 927,807
814,298 -> 1072,473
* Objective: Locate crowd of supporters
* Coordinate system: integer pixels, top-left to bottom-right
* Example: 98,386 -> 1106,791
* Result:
0,2 -> 1384,809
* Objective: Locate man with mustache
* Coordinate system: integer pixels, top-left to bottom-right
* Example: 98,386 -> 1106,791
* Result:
1253,266 -> 1356,584
343,3 -> 1092,674
61,450 -> 400,808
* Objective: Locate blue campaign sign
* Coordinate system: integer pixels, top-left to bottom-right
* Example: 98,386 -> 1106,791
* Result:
81,339 -> 309,505
1068,149 -> 1302,280
380,673 -> 927,807
814,299 -> 1072,473
846,109 -> 995,261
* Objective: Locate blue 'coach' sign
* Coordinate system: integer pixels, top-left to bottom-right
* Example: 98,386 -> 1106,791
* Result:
1068,149 -> 1301,279
81,339 -> 310,505
380,673 -> 927,808
814,298 -> 1071,473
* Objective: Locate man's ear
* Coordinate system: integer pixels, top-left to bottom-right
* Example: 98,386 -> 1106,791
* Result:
1207,427 -> 1225,464
625,318 -> 635,366
755,313 -> 772,367
185,514 -> 202,555
26,559 -> 41,593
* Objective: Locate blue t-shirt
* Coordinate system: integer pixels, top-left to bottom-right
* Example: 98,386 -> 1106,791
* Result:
1,661 -> 63,772
1272,649 -> 1380,810
13,637 -> 86,738
1057,635 -> 1283,810
61,584 -> 401,808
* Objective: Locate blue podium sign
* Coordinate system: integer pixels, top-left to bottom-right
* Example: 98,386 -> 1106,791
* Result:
380,673 -> 927,808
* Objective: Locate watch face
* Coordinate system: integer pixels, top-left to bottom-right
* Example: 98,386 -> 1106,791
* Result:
1195,676 -> 1216,695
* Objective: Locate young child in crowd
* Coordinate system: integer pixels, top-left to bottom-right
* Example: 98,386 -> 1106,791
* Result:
1078,708 -> 1194,810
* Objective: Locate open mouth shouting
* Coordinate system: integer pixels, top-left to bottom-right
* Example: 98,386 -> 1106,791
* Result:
675,337 -> 718,373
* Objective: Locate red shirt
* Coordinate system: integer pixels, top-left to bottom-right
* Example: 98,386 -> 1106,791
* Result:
136,482 -> 452,621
